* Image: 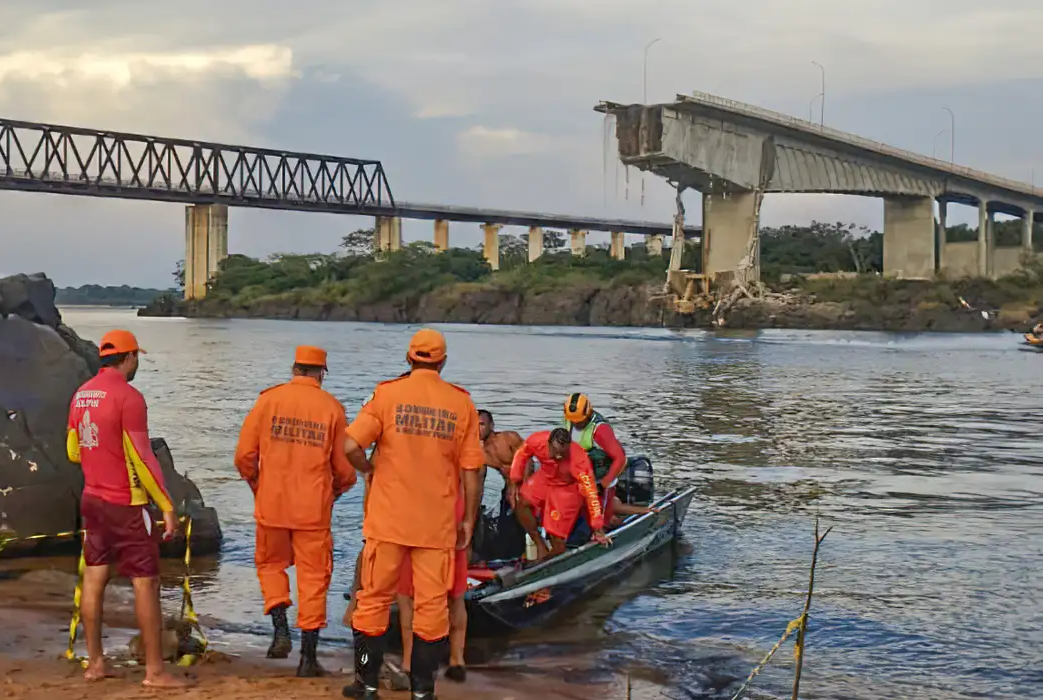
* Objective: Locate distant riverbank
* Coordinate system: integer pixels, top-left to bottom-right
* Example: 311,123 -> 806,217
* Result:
136,235 -> 1043,333
139,275 -> 1042,333
56,284 -> 168,307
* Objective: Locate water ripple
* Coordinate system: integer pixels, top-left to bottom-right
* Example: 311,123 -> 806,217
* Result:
58,311 -> 1043,699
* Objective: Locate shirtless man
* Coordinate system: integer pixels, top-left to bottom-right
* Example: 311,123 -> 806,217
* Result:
477,410 -> 524,492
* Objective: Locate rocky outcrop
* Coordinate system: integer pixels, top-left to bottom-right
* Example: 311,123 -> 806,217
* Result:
0,273 -> 222,556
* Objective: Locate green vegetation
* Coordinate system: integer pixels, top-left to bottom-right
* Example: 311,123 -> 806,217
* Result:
164,221 -> 1043,328
56,284 -> 169,307
195,228 -> 692,309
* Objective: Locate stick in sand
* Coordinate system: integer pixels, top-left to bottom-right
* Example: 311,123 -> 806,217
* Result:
791,517 -> 832,700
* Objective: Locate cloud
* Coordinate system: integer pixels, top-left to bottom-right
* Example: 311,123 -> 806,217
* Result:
457,126 -> 554,159
1,0 -> 1042,286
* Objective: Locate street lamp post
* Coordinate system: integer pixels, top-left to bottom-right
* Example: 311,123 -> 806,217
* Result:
809,94 -> 822,123
933,128 -> 947,159
811,61 -> 825,126
942,107 -> 955,169
641,37 -> 661,207
643,38 -> 661,104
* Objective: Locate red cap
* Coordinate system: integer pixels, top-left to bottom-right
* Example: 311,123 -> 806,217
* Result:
407,329 -> 447,364
294,345 -> 327,369
98,330 -> 146,358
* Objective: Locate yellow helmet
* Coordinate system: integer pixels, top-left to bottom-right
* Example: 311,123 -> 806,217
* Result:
564,393 -> 593,423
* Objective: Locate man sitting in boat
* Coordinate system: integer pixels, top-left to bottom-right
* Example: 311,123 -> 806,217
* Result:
562,393 -> 628,525
508,428 -> 609,561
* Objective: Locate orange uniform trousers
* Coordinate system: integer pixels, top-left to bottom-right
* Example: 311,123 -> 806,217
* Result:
351,539 -> 452,642
256,524 -> 333,631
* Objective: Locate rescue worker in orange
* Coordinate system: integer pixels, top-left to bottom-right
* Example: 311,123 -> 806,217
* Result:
234,345 -> 356,677
396,483 -> 468,683
392,408 -> 525,684
66,330 -> 190,688
342,329 -> 484,700
508,428 -> 609,560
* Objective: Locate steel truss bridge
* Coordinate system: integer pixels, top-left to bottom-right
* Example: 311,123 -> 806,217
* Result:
0,117 -> 694,237
0,118 -> 395,213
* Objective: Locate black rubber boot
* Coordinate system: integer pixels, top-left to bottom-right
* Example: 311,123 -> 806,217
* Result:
296,629 -> 327,678
266,604 -> 292,659
445,665 -> 466,683
342,629 -> 383,699
409,635 -> 447,700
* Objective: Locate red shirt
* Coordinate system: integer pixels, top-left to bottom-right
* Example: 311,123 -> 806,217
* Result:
590,423 -> 626,523
510,431 -> 604,531
66,368 -> 173,512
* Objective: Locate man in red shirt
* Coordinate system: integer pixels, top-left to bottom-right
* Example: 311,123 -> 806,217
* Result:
65,329 -> 189,688
508,428 -> 608,560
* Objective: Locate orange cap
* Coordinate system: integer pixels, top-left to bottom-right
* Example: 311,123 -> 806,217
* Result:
294,345 -> 328,369
98,329 -> 146,358
407,328 -> 447,364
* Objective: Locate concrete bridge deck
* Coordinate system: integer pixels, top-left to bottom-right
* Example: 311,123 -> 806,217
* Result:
597,92 -> 1042,283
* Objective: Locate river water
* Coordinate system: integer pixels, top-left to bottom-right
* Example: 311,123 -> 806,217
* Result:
56,308 -> 1043,699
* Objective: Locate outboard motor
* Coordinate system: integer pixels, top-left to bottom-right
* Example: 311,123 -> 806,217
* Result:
617,455 -> 654,506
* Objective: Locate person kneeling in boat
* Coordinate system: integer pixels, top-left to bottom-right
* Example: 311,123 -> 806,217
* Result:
508,428 -> 609,560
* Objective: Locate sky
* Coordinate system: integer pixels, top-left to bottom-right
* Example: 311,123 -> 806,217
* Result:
1,0 -> 1042,287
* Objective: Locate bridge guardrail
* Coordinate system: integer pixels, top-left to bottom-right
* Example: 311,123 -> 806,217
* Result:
683,90 -> 1040,201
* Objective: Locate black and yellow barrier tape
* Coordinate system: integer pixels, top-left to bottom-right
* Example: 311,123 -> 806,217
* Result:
728,613 -> 806,700
0,515 -> 207,668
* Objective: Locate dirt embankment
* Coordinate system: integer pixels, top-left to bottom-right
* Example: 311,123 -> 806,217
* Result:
0,567 -> 668,700
140,281 -> 1040,333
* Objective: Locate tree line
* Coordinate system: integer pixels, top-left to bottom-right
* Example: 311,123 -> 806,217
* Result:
171,219 -> 1043,303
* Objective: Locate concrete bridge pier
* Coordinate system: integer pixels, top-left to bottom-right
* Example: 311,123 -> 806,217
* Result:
882,196 -> 935,278
610,231 -> 625,260
375,216 -> 402,252
528,226 -> 544,262
482,223 -> 501,270
978,202 -> 991,278
936,200 -> 948,273
1023,211 -> 1035,252
702,191 -> 759,284
569,229 -> 587,257
433,219 -> 449,251
183,203 -> 228,300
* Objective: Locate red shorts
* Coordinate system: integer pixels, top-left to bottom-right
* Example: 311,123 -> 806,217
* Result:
80,494 -> 160,579
398,547 -> 469,599
520,474 -> 585,540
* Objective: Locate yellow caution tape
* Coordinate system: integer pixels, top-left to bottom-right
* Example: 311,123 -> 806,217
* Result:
57,515 -> 208,668
728,613 -> 807,700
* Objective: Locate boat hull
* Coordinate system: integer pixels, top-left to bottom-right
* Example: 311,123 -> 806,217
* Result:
465,486 -> 697,636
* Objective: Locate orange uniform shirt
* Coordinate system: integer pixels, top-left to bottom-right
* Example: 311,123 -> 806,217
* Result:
509,431 -> 604,531
347,369 -> 484,549
234,376 -> 356,530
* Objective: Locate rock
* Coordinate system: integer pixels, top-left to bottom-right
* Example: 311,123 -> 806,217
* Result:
128,617 -> 201,663
0,273 -> 222,556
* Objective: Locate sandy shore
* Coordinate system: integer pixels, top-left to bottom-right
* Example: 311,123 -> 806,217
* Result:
0,567 -> 668,700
